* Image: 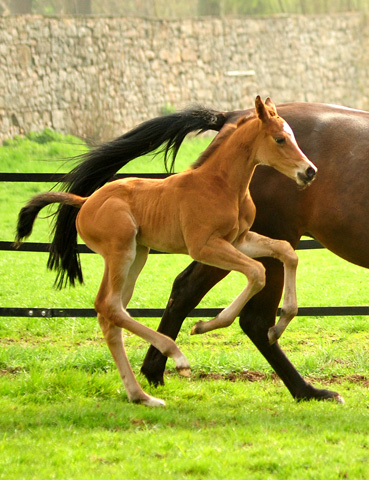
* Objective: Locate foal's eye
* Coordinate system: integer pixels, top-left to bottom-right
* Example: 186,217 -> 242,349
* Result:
275,137 -> 286,145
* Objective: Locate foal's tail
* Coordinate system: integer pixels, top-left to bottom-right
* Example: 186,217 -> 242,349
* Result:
16,192 -> 86,249
49,106 -> 230,289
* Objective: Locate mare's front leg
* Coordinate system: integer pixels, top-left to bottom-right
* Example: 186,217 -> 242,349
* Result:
142,255 -> 343,402
239,257 -> 344,403
141,262 -> 228,386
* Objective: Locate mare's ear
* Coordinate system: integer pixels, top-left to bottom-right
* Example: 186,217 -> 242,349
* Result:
265,97 -> 277,114
255,95 -> 270,122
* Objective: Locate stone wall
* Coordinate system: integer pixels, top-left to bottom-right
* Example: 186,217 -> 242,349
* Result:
1,13 -> 369,142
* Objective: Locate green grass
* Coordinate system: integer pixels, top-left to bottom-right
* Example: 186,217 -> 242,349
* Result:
1,131 -> 369,479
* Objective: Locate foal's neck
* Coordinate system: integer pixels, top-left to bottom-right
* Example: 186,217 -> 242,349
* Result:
196,118 -> 260,196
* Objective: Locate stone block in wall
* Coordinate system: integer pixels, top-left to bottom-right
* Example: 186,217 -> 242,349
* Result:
51,110 -> 65,131
1,13 -> 369,144
181,48 -> 197,62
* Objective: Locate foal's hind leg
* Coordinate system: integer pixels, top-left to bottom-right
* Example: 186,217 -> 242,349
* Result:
95,246 -> 190,405
121,244 -> 150,309
98,313 -> 166,406
95,251 -> 164,406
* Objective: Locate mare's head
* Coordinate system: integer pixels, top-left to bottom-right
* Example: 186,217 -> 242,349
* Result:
252,96 -> 317,187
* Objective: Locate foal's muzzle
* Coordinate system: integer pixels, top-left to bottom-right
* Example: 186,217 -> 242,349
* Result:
298,166 -> 317,186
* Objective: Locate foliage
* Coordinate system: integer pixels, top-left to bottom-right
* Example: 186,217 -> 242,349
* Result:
2,128 -> 79,147
1,251 -> 369,479
2,131 -> 369,478
6,0 -> 369,16
160,103 -> 177,116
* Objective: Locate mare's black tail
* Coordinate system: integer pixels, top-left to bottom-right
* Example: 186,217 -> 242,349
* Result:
49,106 -> 229,288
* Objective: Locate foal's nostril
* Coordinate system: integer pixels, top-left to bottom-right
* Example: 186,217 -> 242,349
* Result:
306,166 -> 316,181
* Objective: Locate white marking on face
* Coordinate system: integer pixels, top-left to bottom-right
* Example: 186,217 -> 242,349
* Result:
283,122 -> 294,136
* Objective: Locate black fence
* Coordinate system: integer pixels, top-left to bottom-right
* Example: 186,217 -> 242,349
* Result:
2,172 -> 368,319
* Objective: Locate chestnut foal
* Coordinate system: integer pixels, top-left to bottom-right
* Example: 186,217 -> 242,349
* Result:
16,97 -> 316,406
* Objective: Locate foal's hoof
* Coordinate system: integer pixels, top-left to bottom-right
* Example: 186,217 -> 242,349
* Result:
267,326 -> 280,345
173,353 -> 191,378
176,366 -> 191,378
134,394 -> 166,407
191,320 -> 205,335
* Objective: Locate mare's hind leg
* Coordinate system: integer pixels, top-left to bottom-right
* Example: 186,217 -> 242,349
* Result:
141,262 -> 229,385
191,232 -> 298,341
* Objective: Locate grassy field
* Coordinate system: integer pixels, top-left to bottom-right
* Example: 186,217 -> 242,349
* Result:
1,131 -> 369,479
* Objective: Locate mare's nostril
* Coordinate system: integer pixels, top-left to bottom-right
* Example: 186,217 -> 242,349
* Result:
306,166 -> 316,180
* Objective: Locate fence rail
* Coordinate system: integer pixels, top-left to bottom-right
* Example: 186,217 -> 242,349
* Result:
1,306 -> 369,319
2,172 -> 368,319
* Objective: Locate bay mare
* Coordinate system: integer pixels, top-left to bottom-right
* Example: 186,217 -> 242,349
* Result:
16,97 -> 316,406
141,101 -> 369,404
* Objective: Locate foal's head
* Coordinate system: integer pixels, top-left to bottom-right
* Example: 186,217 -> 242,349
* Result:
252,96 -> 317,187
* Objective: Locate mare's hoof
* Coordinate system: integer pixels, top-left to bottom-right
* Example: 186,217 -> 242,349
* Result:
296,387 -> 345,404
267,326 -> 280,345
191,320 -> 205,335
331,393 -> 345,404
141,367 -> 165,387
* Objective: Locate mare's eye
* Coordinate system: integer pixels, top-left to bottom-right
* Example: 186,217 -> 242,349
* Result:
275,137 -> 286,145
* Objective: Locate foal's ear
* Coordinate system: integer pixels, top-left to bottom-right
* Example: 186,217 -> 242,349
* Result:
265,97 -> 277,114
255,95 -> 270,122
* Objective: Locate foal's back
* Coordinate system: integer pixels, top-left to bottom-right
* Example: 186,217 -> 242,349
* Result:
75,172 -> 197,256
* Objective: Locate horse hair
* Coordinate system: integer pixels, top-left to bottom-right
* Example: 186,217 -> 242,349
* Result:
48,106 -> 229,288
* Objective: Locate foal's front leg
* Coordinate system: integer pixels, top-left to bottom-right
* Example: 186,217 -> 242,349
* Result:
189,237 -> 266,335
191,232 -> 299,343
237,232 -> 299,344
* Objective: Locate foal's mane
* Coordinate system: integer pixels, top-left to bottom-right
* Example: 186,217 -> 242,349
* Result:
191,111 -> 255,170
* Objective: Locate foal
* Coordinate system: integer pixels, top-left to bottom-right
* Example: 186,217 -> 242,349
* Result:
16,97 -> 316,406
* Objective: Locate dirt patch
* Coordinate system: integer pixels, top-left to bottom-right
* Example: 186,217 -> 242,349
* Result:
197,370 -> 279,382
195,370 -> 369,386
307,373 -> 369,387
0,366 -> 23,376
